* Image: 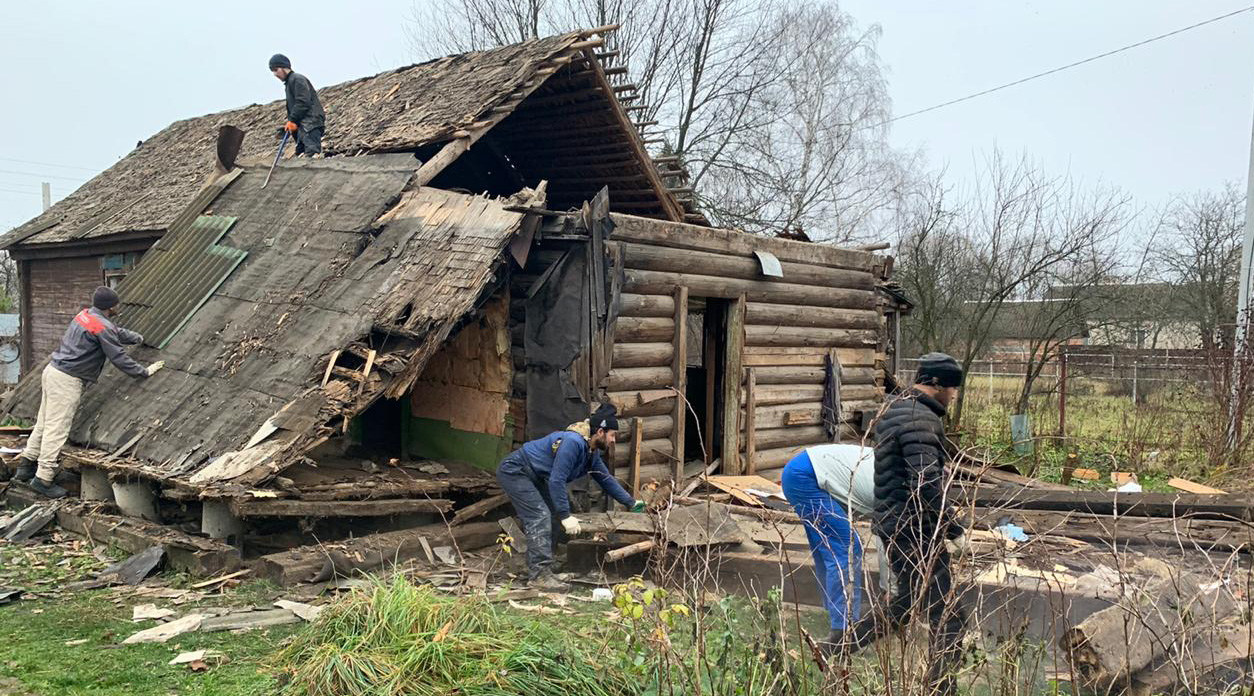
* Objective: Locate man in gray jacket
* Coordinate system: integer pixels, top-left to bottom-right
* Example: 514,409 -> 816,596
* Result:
269,54 -> 325,156
12,287 -> 163,498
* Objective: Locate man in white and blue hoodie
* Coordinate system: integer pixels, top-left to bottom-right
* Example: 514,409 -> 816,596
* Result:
12,287 -> 163,498
496,407 -> 644,591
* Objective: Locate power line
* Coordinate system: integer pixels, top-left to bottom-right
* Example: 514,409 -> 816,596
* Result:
0,156 -> 99,173
0,188 -> 43,196
0,168 -> 86,183
880,4 -> 1254,127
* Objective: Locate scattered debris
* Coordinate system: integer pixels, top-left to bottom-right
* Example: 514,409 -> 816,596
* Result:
274,599 -> 323,622
1070,468 -> 1101,481
0,589 -> 21,605
122,613 -> 206,644
591,588 -> 614,602
199,608 -> 302,633
499,517 -> 527,553
433,546 -> 458,565
70,546 -> 166,590
131,604 -> 175,622
0,503 -> 57,542
170,649 -> 227,671
192,568 -> 250,590
418,463 -> 450,476
1110,472 -> 1138,486
992,522 -> 1029,543
63,639 -> 89,646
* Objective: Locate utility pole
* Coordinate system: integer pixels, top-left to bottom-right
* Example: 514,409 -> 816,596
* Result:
1229,106 -> 1254,448
40,183 -> 50,212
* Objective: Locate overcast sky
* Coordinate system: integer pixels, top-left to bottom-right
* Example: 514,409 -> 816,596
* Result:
3,1 -> 1254,232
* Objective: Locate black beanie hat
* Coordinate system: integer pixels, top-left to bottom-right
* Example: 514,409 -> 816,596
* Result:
269,53 -> 292,70
915,352 -> 963,388
92,286 -> 120,310
589,403 -> 620,432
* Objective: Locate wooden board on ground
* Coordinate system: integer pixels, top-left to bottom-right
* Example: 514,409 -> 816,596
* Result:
659,504 -> 745,546
970,488 -> 1254,521
229,497 -> 454,518
704,475 -> 785,507
1167,477 -> 1226,495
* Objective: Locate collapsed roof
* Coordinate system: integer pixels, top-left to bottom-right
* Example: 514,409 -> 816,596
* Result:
3,157 -> 533,493
2,28 -> 694,252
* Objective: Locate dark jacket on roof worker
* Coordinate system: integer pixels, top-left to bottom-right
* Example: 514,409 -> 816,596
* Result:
780,443 -> 879,655
496,405 -> 645,592
269,53 -> 325,156
846,352 -> 969,695
9,287 -> 163,499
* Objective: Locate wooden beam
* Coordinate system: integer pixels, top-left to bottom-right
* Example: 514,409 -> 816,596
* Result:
229,498 -> 454,518
704,307 -> 718,464
745,368 -> 757,475
414,138 -> 471,186
969,489 -> 1254,521
629,416 -> 644,497
671,286 -> 689,483
721,295 -> 747,474
450,493 -> 510,526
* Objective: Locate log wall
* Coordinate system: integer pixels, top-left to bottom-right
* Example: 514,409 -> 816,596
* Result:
605,215 -> 888,482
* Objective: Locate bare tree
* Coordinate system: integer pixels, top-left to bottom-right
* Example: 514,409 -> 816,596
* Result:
896,151 -> 1130,425
407,0 -> 900,242
1152,184 -> 1245,352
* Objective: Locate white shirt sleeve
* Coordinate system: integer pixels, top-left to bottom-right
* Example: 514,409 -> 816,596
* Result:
806,444 -> 877,516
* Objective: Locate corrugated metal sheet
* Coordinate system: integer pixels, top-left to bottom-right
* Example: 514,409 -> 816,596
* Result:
116,214 -> 246,348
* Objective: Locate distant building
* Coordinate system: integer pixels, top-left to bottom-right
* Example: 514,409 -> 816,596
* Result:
1046,283 -> 1203,350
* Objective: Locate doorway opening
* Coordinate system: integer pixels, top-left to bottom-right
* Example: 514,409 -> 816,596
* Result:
683,297 -> 729,464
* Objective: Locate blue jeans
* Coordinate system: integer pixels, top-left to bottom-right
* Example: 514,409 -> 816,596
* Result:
497,453 -> 563,579
781,450 -> 863,630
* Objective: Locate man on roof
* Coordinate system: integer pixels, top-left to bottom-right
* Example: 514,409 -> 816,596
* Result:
269,54 -> 325,156
9,287 -> 163,498
496,405 -> 645,591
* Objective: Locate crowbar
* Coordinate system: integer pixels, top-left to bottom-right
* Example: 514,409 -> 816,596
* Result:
262,129 -> 290,189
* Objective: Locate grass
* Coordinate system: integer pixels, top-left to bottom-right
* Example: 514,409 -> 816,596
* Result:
0,537 -> 295,696
957,374 -> 1241,488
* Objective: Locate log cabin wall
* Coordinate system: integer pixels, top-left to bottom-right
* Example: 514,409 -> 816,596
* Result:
603,215 -> 889,484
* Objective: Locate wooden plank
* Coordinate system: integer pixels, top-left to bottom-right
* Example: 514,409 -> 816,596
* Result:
413,138 -> 472,187
743,325 -> 878,348
450,493 -> 510,526
745,303 -> 880,329
619,293 -> 674,318
605,366 -> 672,391
629,417 -> 643,497
969,489 -> 1254,521
614,316 -> 674,342
320,349 -> 340,387
721,295 -> 747,474
1168,477 -> 1227,495
745,369 -> 757,475
355,349 -> 377,397
704,310 -> 718,464
611,342 -> 673,368
229,497 -> 455,518
671,286 -> 689,482
621,242 -> 876,290
624,269 -> 876,310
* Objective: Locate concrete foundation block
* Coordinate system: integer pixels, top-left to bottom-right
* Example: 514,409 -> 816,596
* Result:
201,500 -> 244,542
79,468 -> 114,502
112,479 -> 161,523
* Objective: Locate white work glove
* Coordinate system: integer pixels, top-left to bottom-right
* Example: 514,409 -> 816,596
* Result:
145,361 -> 165,377
944,533 -> 970,557
560,516 -> 582,537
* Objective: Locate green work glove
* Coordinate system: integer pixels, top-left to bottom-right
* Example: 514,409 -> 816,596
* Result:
630,500 -> 647,513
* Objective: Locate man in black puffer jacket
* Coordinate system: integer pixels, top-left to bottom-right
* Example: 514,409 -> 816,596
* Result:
848,352 -> 967,694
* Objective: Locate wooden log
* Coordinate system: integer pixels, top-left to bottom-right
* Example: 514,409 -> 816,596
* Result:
612,342 -> 673,368
614,316 -> 674,342
743,347 -> 878,367
1060,571 -> 1235,693
610,215 -> 877,272
612,438 -> 674,467
605,366 -> 673,391
745,303 -> 881,330
751,426 -> 834,451
621,242 -> 875,289
229,498 -> 454,518
744,325 -> 878,348
624,269 -> 876,310
751,365 -> 877,385
740,384 -> 824,407
722,296 -> 747,475
619,293 -> 675,318
753,401 -> 879,430
619,414 -> 674,442
607,390 -> 675,417
254,521 -> 501,586
671,286 -> 689,482
450,493 -> 510,526
605,539 -> 656,562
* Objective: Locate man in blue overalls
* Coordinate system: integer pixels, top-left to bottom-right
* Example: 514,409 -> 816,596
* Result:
497,408 -> 645,591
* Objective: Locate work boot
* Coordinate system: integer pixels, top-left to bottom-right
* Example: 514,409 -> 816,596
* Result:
527,570 -> 570,593
13,460 -> 35,483
28,477 -> 67,499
